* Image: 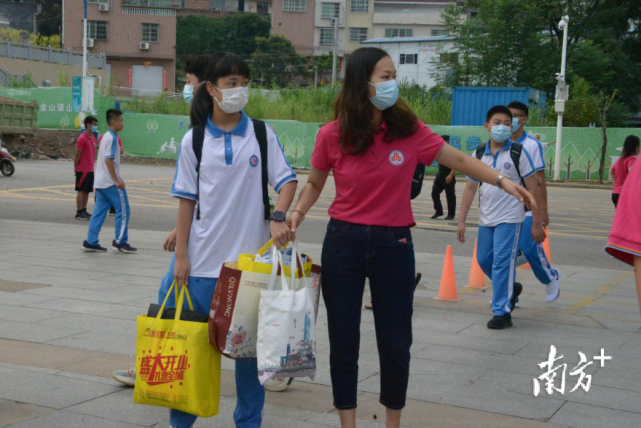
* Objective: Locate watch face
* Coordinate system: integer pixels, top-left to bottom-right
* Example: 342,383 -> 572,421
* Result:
272,211 -> 286,221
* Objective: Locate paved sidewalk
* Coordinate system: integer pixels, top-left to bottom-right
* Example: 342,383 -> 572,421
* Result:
0,219 -> 640,428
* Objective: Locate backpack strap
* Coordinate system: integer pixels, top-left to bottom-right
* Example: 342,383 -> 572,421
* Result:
475,144 -> 485,160
252,119 -> 271,221
509,143 -> 524,186
192,126 -> 205,220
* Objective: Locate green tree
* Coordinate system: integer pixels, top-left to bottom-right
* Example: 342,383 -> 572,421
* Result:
251,35 -> 308,88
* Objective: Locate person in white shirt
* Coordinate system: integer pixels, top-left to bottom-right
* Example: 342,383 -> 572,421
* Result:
164,52 -> 297,428
509,101 -> 561,304
82,109 -> 137,253
458,105 -> 542,329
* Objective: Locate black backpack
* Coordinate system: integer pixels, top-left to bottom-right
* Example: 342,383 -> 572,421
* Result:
191,119 -> 270,221
411,164 -> 426,200
475,142 -> 524,186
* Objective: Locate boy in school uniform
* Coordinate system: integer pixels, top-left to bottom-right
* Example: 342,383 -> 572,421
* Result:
508,101 -> 561,303
82,109 -> 137,254
457,105 -> 542,329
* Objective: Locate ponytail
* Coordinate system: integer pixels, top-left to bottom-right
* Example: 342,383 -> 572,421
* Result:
189,52 -> 251,129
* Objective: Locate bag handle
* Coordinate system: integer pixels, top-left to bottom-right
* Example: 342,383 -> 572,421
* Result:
268,246 -> 290,291
291,239 -> 309,289
156,281 -> 195,321
174,284 -> 195,321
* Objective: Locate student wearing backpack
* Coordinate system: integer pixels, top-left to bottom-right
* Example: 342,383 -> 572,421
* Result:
287,48 -> 534,428
458,106 -> 543,330
508,101 -> 561,304
161,53 -> 296,428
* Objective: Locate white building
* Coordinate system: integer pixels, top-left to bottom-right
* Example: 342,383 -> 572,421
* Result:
361,35 -> 456,89
372,0 -> 457,39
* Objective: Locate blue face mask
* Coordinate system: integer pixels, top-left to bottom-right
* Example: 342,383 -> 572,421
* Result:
512,117 -> 521,134
91,125 -> 98,133
368,79 -> 399,110
183,84 -> 194,105
491,125 -> 511,143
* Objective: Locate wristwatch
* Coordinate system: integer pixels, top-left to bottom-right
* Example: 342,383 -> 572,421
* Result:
270,210 -> 287,222
496,174 -> 507,189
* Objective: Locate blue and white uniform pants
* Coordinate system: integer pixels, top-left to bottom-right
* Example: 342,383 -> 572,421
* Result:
519,214 -> 556,285
86,185 -> 130,246
477,223 -> 522,316
159,256 -> 265,428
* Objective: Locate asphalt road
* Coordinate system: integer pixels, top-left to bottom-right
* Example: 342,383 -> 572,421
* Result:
0,160 -> 622,270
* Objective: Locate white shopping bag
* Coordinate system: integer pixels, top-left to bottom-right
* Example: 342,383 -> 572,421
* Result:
256,240 -> 316,385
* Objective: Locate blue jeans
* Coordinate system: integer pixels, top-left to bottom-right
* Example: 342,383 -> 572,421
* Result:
159,256 -> 265,428
321,219 -> 415,410
477,223 -> 522,316
86,185 -> 130,245
518,215 -> 556,285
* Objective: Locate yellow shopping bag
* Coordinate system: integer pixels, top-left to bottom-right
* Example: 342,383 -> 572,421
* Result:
134,282 -> 221,418
237,239 -> 313,278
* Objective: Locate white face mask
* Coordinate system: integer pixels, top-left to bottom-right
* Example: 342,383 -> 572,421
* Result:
213,85 -> 249,114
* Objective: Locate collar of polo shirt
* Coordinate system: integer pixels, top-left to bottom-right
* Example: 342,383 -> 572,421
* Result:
514,130 -> 529,145
206,111 -> 249,138
484,139 -> 513,155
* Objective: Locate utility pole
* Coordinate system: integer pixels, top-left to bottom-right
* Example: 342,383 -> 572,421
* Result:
314,65 -> 318,89
82,0 -> 88,78
331,8 -> 338,87
553,15 -> 570,181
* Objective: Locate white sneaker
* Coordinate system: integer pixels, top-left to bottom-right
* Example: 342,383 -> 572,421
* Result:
545,269 -> 561,303
112,368 -> 136,387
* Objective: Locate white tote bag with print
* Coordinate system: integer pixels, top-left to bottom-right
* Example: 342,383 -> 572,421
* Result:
256,241 -> 316,385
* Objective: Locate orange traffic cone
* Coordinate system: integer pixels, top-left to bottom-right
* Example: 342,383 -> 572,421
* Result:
435,245 -> 458,301
467,239 -> 487,289
543,227 -> 552,263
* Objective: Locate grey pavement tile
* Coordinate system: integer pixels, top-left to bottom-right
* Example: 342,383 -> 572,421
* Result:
577,306 -> 641,322
549,402 -> 641,428
591,367 -> 641,393
0,365 -> 121,409
0,361 -> 59,375
410,317 -> 475,334
261,402 -> 325,423
18,275 -> 126,290
36,313 -> 136,335
0,399 -> 54,428
588,316 -> 641,333
21,285 -> 144,304
0,319 -> 88,343
306,413 -> 390,428
0,303 -> 68,323
47,330 -> 137,355
613,342 -> 641,358
406,328 -> 530,355
67,388 -> 168,427
108,275 -> 165,287
54,370 -> 125,386
109,284 -> 161,298
26,298 -> 145,320
7,411 -> 145,428
0,291 -> 57,306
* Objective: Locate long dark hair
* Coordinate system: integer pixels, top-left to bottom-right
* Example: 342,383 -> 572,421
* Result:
334,47 -> 418,156
190,52 -> 251,128
621,135 -> 640,158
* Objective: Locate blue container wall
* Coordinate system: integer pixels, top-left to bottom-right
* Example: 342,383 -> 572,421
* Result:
451,87 -> 547,126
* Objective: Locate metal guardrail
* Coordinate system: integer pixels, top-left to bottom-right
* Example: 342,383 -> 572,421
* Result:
0,69 -> 36,88
122,0 -> 182,8
0,41 -> 108,69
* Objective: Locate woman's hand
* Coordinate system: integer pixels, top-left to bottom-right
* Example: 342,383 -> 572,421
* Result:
501,179 -> 537,211
174,255 -> 191,287
288,211 -> 304,238
164,229 -> 177,252
270,221 -> 293,249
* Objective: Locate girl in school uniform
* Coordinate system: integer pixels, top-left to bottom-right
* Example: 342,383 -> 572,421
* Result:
164,53 -> 298,428
288,47 -> 535,428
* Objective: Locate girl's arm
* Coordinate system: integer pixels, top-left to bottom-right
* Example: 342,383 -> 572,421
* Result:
289,167 -> 330,235
457,181 -> 478,244
174,198 -> 196,286
436,144 -> 536,210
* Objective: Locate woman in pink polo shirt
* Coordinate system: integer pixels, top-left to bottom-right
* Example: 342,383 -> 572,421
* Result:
611,135 -> 639,208
288,47 -> 535,428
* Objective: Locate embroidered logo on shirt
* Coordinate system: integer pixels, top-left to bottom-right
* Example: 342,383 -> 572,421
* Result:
249,155 -> 259,167
389,150 -> 405,166
504,162 -> 512,170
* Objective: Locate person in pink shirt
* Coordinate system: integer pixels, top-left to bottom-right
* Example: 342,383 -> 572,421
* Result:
611,135 -> 639,208
74,116 -> 98,220
287,47 -> 535,428
606,159 -> 641,315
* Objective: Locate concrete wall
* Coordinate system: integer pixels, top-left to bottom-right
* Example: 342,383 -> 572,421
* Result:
344,0 -> 372,54
272,0 -> 315,56
0,57 -> 109,87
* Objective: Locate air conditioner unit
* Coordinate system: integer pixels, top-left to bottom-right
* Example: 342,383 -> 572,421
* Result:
99,3 -> 109,12
87,38 -> 95,48
140,42 -> 150,50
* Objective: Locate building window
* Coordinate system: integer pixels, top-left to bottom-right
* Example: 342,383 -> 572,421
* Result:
210,0 -> 225,10
123,7 -> 175,15
142,23 -> 159,42
257,2 -> 269,14
349,27 -> 367,43
88,0 -> 109,3
283,0 -> 306,12
385,28 -> 413,38
399,54 -> 418,65
440,53 -> 458,64
431,29 -> 449,37
321,2 -> 340,19
320,28 -> 335,46
350,0 -> 368,13
87,21 -> 108,40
